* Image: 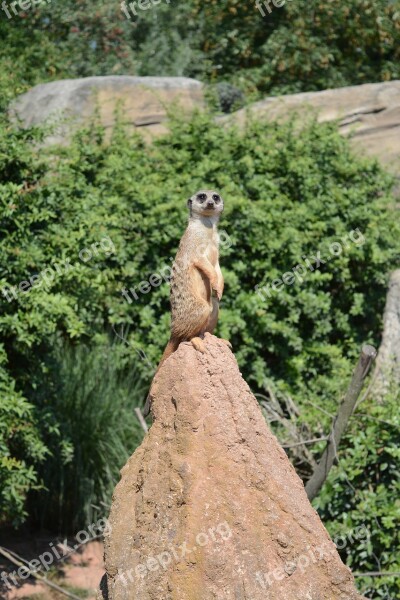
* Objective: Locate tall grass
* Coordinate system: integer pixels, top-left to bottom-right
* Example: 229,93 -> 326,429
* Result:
29,339 -> 146,533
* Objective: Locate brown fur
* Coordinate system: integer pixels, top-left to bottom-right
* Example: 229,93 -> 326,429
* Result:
143,190 -> 225,416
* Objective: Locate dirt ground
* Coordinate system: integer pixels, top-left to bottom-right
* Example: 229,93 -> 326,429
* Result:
0,530 -> 104,599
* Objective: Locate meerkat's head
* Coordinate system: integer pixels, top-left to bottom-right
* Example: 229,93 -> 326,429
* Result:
187,190 -> 224,219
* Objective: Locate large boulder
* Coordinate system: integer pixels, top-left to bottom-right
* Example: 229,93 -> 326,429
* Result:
223,80 -> 400,178
99,333 -> 365,600
12,77 -> 400,181
11,76 -> 204,144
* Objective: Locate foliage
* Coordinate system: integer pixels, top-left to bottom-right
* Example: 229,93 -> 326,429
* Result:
214,82 -> 246,114
0,347 -> 47,527
0,0 -> 399,105
29,339 -> 146,533
316,391 -> 400,599
191,0 -> 400,96
0,114 -> 147,530
0,2 -> 399,593
0,0 -> 135,90
0,109 -> 399,540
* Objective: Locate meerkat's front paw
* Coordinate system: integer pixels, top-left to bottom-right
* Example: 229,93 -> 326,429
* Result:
209,276 -> 222,300
212,283 -> 223,301
191,337 -> 206,353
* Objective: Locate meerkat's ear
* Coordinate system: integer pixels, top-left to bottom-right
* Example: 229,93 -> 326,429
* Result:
187,198 -> 192,209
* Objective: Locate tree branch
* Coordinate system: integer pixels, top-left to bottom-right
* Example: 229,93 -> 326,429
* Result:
0,546 -> 81,600
134,407 -> 149,433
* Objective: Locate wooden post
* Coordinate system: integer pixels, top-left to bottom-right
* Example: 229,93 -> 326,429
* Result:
305,344 -> 376,501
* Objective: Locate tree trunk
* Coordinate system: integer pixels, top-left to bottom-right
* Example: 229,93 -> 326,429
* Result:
371,269 -> 400,399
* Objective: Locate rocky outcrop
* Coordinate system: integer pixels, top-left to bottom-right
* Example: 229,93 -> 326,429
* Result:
223,80 -> 400,177
11,76 -> 204,144
12,77 -> 400,178
99,333 -> 365,600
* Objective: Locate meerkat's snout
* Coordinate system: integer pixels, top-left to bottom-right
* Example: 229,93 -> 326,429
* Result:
208,193 -> 221,208
187,190 -> 224,218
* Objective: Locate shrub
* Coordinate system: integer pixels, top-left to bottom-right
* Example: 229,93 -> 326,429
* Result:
29,339 -> 146,533
0,109 -> 399,579
316,390 -> 400,600
1,0 -> 399,99
0,348 -> 47,527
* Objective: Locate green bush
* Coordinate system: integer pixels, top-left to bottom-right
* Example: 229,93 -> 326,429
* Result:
1,0 -> 399,102
29,339 -> 146,533
316,390 -> 400,599
0,110 -> 399,597
191,0 -> 400,96
0,348 -> 47,527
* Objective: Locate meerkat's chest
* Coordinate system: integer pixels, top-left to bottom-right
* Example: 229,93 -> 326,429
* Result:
205,242 -> 218,266
183,225 -> 219,266
196,228 -> 219,263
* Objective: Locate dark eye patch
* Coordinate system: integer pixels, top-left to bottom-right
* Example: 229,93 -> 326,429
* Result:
212,194 -> 220,202
197,193 -> 207,202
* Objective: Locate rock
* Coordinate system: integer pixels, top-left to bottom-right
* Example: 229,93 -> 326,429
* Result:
223,80 -> 400,178
11,76 -> 204,145
99,333 -> 365,600
11,77 -> 400,181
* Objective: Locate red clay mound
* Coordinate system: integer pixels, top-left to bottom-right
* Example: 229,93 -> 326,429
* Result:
99,333 -> 365,600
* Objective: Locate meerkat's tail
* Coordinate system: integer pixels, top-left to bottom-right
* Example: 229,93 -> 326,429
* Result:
158,337 -> 180,369
143,338 -> 180,418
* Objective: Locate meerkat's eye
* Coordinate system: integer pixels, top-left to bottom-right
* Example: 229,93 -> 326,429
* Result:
212,194 -> 220,202
197,193 -> 207,202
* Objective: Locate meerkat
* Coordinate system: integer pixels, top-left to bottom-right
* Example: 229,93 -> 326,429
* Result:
144,189 -> 229,416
